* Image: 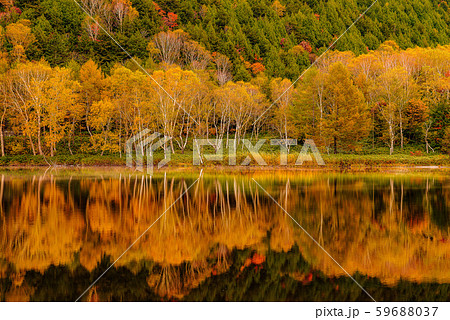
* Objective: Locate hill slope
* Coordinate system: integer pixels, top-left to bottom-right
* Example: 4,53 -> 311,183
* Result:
2,0 -> 450,78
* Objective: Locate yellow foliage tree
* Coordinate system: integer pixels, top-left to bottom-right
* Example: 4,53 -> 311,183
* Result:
5,20 -> 35,62
322,63 -> 370,153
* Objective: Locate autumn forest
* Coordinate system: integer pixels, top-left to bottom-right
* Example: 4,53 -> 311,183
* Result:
0,0 -> 449,160
1,0 -> 450,305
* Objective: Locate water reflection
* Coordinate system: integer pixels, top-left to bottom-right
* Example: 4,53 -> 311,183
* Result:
0,170 -> 449,301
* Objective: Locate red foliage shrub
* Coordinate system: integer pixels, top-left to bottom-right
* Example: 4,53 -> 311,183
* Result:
300,40 -> 312,53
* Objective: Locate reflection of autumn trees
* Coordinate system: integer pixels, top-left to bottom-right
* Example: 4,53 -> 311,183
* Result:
0,175 -> 85,272
81,175 -> 275,267
81,175 -> 276,297
1,172 -> 450,299
282,175 -> 450,285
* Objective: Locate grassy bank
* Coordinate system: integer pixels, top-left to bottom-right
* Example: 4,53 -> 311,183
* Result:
0,151 -> 449,168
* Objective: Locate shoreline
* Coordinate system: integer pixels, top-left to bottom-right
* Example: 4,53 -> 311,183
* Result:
1,163 -> 450,174
1,153 -> 449,164
1,153 -> 450,174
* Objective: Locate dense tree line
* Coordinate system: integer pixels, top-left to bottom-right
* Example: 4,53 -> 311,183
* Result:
0,36 -> 450,156
0,1 -> 450,157
1,0 -> 450,78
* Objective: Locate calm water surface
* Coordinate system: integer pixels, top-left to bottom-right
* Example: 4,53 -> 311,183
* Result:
0,169 -> 449,301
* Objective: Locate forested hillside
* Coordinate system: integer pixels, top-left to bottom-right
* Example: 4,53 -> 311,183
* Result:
1,0 -> 450,78
0,0 -> 450,160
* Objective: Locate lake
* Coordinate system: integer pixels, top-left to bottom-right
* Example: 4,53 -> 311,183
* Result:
0,168 -> 449,301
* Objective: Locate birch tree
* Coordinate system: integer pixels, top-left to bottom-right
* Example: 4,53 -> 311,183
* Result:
373,67 -> 407,155
270,78 -> 296,150
7,62 -> 51,155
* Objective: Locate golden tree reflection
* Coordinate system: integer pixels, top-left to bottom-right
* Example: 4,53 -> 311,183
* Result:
1,175 -> 85,272
1,171 -> 449,299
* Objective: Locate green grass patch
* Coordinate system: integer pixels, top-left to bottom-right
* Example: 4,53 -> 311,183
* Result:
1,151 -> 448,168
